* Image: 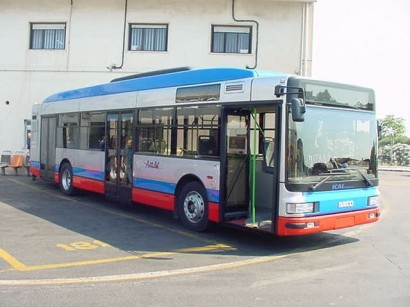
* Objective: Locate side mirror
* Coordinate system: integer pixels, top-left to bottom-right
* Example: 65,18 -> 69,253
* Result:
377,120 -> 382,139
291,98 -> 306,122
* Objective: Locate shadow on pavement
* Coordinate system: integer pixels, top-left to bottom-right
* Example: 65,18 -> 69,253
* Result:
0,175 -> 358,261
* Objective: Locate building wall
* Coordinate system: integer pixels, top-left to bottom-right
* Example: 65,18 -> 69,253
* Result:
0,0 -> 314,153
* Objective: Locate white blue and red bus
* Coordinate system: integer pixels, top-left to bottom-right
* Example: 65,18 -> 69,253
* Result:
30,67 -> 381,236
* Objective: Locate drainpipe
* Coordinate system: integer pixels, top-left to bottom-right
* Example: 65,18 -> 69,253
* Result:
109,0 -> 128,70
299,2 -> 312,76
303,2 -> 309,76
232,0 -> 259,69
305,2 -> 313,76
298,3 -> 306,75
66,0 -> 74,70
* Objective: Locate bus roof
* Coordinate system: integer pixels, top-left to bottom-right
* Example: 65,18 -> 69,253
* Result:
43,67 -> 286,103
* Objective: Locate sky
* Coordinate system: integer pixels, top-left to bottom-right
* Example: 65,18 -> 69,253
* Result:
312,0 -> 410,136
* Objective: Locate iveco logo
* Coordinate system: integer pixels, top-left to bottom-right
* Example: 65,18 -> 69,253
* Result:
338,200 -> 354,208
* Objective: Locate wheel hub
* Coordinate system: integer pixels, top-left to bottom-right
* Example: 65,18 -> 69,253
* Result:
183,191 -> 204,224
62,169 -> 71,190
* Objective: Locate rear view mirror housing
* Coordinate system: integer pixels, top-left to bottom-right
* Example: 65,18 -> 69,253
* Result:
291,98 -> 306,122
274,85 -> 306,122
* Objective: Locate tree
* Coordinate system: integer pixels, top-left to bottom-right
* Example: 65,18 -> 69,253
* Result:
379,115 -> 406,144
378,115 -> 410,165
381,144 -> 410,166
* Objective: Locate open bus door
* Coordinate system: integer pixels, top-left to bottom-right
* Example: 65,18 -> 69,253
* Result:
223,109 -> 250,219
105,112 -> 134,202
222,106 -> 279,232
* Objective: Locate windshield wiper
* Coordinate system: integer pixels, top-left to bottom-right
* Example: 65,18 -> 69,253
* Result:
346,168 -> 374,186
310,175 -> 336,191
329,158 -> 373,186
309,169 -> 373,191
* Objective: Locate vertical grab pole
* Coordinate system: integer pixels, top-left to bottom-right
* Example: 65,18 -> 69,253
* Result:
251,108 -> 257,226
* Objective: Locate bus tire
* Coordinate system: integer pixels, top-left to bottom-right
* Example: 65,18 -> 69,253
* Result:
60,163 -> 75,196
177,181 -> 209,232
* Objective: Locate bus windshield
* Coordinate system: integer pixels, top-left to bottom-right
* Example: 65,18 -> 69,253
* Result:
299,80 -> 375,111
287,106 -> 378,191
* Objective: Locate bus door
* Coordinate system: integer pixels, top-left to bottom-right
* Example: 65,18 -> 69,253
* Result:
40,116 -> 57,180
105,112 -> 134,202
223,106 -> 279,231
250,107 -> 278,231
223,109 -> 250,219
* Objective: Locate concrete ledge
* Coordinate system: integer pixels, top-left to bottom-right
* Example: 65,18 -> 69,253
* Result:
379,166 -> 410,172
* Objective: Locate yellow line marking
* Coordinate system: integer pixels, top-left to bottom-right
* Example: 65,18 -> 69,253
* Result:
0,177 -> 387,286
0,244 -> 234,272
1,179 -> 237,273
0,254 -> 287,286
0,248 -> 27,271
10,178 -> 220,245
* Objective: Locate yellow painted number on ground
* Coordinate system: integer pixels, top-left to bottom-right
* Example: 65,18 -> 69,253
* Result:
57,240 -> 111,251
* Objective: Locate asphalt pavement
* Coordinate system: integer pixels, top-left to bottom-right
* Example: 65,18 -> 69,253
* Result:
0,170 -> 409,306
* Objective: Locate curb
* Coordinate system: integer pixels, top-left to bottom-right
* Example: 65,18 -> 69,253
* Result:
379,167 -> 410,172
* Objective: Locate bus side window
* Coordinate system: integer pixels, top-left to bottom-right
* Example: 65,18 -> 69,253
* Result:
176,105 -> 220,158
137,108 -> 172,155
139,136 -> 154,152
250,110 -> 276,169
264,137 -> 275,168
56,113 -> 80,149
86,112 -> 105,150
198,135 -> 218,156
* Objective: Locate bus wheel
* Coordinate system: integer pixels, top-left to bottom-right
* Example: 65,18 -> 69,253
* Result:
60,163 -> 75,196
178,182 -> 209,231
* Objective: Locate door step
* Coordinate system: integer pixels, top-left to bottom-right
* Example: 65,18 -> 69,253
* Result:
224,211 -> 249,220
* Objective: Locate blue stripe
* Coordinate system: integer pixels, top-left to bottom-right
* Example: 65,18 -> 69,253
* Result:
44,68 -> 259,103
303,187 -> 378,216
30,161 -> 40,169
207,189 -> 220,203
134,177 -> 176,194
73,167 -> 104,181
134,177 -> 219,203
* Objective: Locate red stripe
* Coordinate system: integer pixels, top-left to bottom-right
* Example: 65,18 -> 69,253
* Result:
30,167 -> 40,178
132,188 -> 220,222
73,176 -> 105,194
132,188 -> 175,211
277,207 -> 381,236
208,202 -> 220,222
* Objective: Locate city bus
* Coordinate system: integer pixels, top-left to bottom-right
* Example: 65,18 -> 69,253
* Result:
29,67 -> 381,236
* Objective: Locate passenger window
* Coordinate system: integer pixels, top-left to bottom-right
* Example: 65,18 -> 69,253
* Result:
137,108 -> 172,155
249,110 -> 276,169
176,106 -> 220,158
57,113 -> 79,149
79,112 -> 105,150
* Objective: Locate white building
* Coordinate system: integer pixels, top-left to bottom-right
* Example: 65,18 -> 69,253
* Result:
0,0 -> 315,153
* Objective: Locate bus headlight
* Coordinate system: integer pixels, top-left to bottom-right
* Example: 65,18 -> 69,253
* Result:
368,196 -> 380,207
286,202 -> 317,214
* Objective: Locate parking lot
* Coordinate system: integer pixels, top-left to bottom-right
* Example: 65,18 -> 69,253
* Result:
1,171 -> 409,306
0,174 -> 337,283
